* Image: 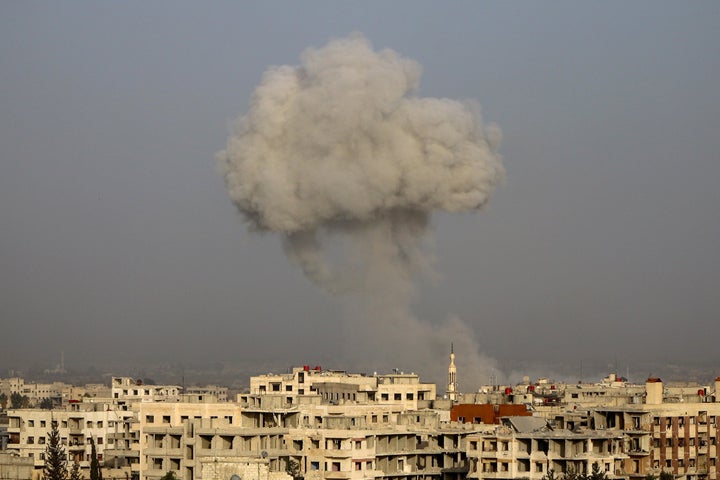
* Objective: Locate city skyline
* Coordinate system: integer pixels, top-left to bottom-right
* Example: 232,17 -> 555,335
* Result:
2,2 -> 719,384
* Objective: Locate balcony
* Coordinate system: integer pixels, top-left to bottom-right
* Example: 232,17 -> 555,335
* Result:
323,471 -> 351,479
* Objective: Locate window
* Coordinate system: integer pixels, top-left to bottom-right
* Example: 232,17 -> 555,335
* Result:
28,420 -> 35,427
406,393 -> 414,400
355,462 -> 361,471
332,462 -> 341,472
310,462 -> 319,471
382,415 -> 388,423
146,415 -> 154,423
39,437 -> 46,445
28,437 -> 34,444
97,421 -> 103,428
97,438 -> 103,445
285,385 -> 292,391
163,416 -> 171,424
394,393 -> 402,400
381,394 -> 389,401
355,441 -> 362,449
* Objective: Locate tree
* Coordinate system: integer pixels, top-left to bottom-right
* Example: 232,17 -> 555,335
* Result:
0,392 -> 7,409
160,473 -> 179,480
89,437 -> 103,480
42,420 -> 68,480
40,397 -> 55,410
69,461 -> 83,480
286,458 -> 303,480
588,462 -> 607,480
10,392 -> 23,408
659,472 -> 674,480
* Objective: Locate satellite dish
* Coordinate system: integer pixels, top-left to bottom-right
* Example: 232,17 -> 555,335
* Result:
261,451 -> 268,458
230,475 -> 242,480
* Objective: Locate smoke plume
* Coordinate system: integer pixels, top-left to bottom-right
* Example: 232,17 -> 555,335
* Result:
218,34 -> 504,389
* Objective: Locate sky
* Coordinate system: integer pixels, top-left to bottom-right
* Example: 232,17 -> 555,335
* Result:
2,1 -> 719,386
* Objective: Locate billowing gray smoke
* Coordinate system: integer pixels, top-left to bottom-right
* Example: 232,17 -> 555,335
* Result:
218,34 -> 504,388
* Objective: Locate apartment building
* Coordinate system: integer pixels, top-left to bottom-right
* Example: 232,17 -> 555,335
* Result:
466,417 -> 627,480
111,377 -> 182,403
250,367 -> 436,412
5,400 -> 134,478
588,377 -> 720,480
4,366 -> 720,480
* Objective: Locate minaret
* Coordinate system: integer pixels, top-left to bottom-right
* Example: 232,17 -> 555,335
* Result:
447,343 -> 458,401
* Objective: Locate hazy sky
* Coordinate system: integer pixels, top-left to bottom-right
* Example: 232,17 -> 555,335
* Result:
2,2 -> 719,384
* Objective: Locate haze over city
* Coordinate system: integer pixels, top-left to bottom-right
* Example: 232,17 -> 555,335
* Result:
2,2 -> 719,387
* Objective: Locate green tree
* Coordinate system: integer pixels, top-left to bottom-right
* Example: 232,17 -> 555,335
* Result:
89,437 -> 103,480
0,392 -> 7,409
659,472 -> 674,480
588,462 -> 607,480
160,472 -> 179,480
286,458 -> 304,480
10,392 -> 24,408
543,470 -> 558,480
40,397 -> 55,410
69,461 -> 82,480
42,420 -> 68,480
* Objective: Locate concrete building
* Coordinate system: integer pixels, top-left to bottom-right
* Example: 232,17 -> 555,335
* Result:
4,364 -> 720,480
5,400 -> 135,478
0,452 -> 34,480
466,417 -> 627,480
111,377 -> 182,403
